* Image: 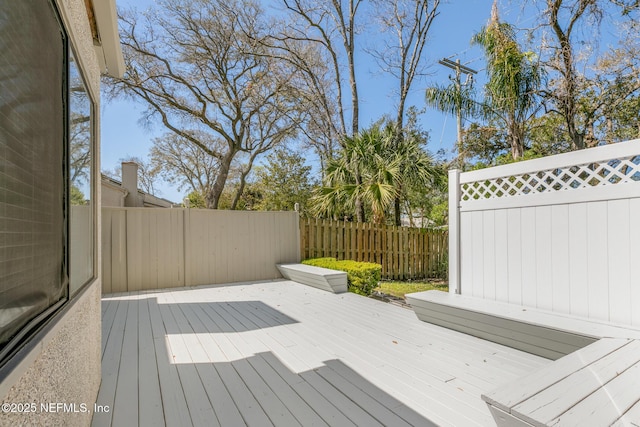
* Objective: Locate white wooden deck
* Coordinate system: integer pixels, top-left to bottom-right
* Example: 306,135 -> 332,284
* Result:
92,280 -> 548,427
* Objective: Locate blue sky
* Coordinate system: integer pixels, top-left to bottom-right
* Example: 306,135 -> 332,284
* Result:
100,0 -> 527,202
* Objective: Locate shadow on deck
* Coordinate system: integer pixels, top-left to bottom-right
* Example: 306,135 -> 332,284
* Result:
93,295 -> 436,426
93,280 -> 548,426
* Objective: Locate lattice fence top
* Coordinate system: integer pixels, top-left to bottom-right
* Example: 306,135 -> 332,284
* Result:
460,155 -> 640,202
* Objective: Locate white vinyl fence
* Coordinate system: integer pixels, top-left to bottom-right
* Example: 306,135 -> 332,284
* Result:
449,139 -> 640,327
102,208 -> 300,294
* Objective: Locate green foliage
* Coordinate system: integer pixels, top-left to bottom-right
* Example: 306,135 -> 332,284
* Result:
252,149 -> 317,214
471,15 -> 543,160
425,83 -> 481,120
70,185 -> 86,206
302,257 -> 381,296
375,281 -> 448,299
311,121 -> 441,224
185,191 -> 206,208
459,122 -> 509,166
429,200 -> 448,227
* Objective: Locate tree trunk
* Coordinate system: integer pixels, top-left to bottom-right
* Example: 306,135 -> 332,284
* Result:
348,0 -> 359,137
355,173 -> 365,223
231,176 -> 247,210
394,196 -> 402,226
394,110 -> 405,227
509,123 -> 525,160
206,150 -> 236,209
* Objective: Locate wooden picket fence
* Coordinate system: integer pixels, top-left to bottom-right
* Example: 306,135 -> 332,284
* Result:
299,218 -> 448,280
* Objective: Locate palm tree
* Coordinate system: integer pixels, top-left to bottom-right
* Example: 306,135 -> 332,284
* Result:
425,1 -> 543,162
472,1 -> 543,160
312,126 -> 395,223
425,82 -> 479,166
312,122 -> 440,224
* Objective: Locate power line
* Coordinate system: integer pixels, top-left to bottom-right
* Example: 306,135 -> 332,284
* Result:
436,58 -> 477,149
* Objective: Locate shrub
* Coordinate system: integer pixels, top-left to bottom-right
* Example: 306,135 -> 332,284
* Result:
302,257 -> 381,296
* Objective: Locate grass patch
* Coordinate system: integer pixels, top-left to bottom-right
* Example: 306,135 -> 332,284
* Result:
374,281 -> 448,299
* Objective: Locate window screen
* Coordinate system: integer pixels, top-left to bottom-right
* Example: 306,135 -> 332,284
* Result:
0,0 -> 68,348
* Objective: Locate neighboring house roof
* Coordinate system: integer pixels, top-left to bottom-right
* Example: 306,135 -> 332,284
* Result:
101,162 -> 176,208
141,191 -> 176,208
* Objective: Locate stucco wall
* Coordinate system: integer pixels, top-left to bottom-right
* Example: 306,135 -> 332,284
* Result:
0,284 -> 101,427
0,0 -> 104,425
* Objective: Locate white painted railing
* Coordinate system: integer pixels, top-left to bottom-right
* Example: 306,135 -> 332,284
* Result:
449,139 -> 640,327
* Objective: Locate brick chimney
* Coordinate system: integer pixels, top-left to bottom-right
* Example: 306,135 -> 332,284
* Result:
121,161 -> 142,207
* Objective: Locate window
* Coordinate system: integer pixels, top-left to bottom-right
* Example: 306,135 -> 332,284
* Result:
69,51 -> 95,296
0,0 -> 94,364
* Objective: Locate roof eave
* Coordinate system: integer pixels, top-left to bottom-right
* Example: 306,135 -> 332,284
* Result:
91,0 -> 125,78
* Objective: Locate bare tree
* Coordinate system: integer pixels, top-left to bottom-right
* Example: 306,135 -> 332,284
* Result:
278,0 -> 365,220
370,0 -> 441,225
106,0 -> 304,208
281,0 -> 363,138
536,0 -> 640,149
370,0 -> 441,135
149,133 -> 220,201
257,33 -> 342,172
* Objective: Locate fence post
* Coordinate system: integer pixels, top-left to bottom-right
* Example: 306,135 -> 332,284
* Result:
449,169 -> 462,294
295,211 -> 301,262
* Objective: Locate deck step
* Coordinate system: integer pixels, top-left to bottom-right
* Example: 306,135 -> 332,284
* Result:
482,338 -> 640,427
405,291 -> 640,426
277,263 -> 348,293
405,290 -> 640,360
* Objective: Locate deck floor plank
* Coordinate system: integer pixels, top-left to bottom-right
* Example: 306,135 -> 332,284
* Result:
246,354 -> 329,426
100,300 -> 117,358
232,357 -> 302,426
313,362 -> 414,427
300,369 -> 384,427
163,302 -> 219,427
174,303 -> 246,427
147,293 -> 193,427
259,295 -> 488,426
214,362 -> 274,427
92,300 -> 125,427
264,283 -> 544,377
138,298 -> 165,427
259,351 -> 357,427
111,299 -> 139,427
96,280 -> 548,427
253,285 -> 512,424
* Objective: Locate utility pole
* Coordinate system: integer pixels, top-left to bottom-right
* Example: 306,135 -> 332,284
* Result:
437,58 -> 477,156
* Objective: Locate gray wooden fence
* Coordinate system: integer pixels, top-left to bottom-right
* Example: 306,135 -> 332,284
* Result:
101,208 -> 300,294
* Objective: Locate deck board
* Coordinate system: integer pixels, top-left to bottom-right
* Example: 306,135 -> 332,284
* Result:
147,294 -> 192,427
100,300 -> 117,357
111,300 -> 139,427
137,298 -> 165,427
259,352 -> 357,427
93,300 -> 125,427
94,280 -> 548,427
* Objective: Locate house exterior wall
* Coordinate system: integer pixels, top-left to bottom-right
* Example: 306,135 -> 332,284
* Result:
0,0 -> 106,425
449,139 -> 640,328
0,284 -> 101,427
101,181 -> 127,207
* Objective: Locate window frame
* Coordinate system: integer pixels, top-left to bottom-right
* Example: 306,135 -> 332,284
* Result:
68,45 -> 97,297
0,0 -> 97,370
